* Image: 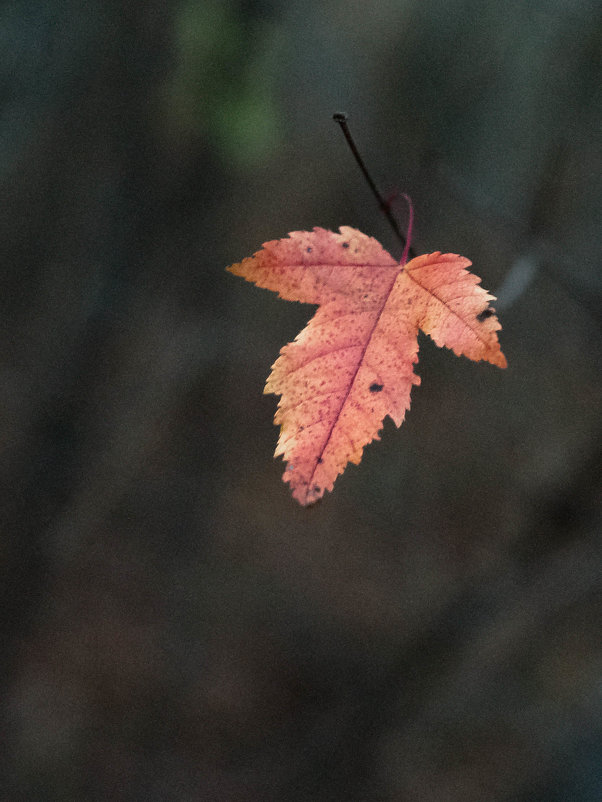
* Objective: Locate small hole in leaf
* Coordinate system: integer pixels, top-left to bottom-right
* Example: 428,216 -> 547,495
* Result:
370,383 -> 384,393
342,242 -> 349,248
477,308 -> 494,321
307,246 -> 312,253
317,457 -> 323,463
314,485 -> 320,493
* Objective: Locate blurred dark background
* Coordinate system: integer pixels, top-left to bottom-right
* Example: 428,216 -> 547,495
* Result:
1,1 -> 601,800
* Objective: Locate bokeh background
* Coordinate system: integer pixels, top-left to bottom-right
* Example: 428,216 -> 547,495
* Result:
2,1 -> 601,799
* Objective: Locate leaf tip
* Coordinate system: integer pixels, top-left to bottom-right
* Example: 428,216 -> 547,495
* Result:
495,351 -> 508,369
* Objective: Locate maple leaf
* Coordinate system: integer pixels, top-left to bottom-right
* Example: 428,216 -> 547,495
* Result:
228,226 -> 506,505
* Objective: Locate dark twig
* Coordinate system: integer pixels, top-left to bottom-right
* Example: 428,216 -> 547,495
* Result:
333,112 -> 416,260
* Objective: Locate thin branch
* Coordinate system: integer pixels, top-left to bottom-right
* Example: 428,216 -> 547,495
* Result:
333,113 -> 416,260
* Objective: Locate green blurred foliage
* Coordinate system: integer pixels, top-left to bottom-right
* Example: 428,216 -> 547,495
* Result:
165,0 -> 282,167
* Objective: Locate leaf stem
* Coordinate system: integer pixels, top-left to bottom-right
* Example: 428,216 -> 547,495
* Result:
333,112 -> 415,261
400,193 -> 414,265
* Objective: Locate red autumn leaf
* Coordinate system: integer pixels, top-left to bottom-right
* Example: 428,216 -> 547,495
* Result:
228,226 -> 506,505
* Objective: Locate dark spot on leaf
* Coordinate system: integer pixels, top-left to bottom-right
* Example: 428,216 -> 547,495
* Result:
314,485 -> 320,493
477,308 -> 494,321
299,425 -> 305,431
370,383 -> 384,393
342,242 -> 349,248
307,246 -> 312,253
317,457 -> 323,463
